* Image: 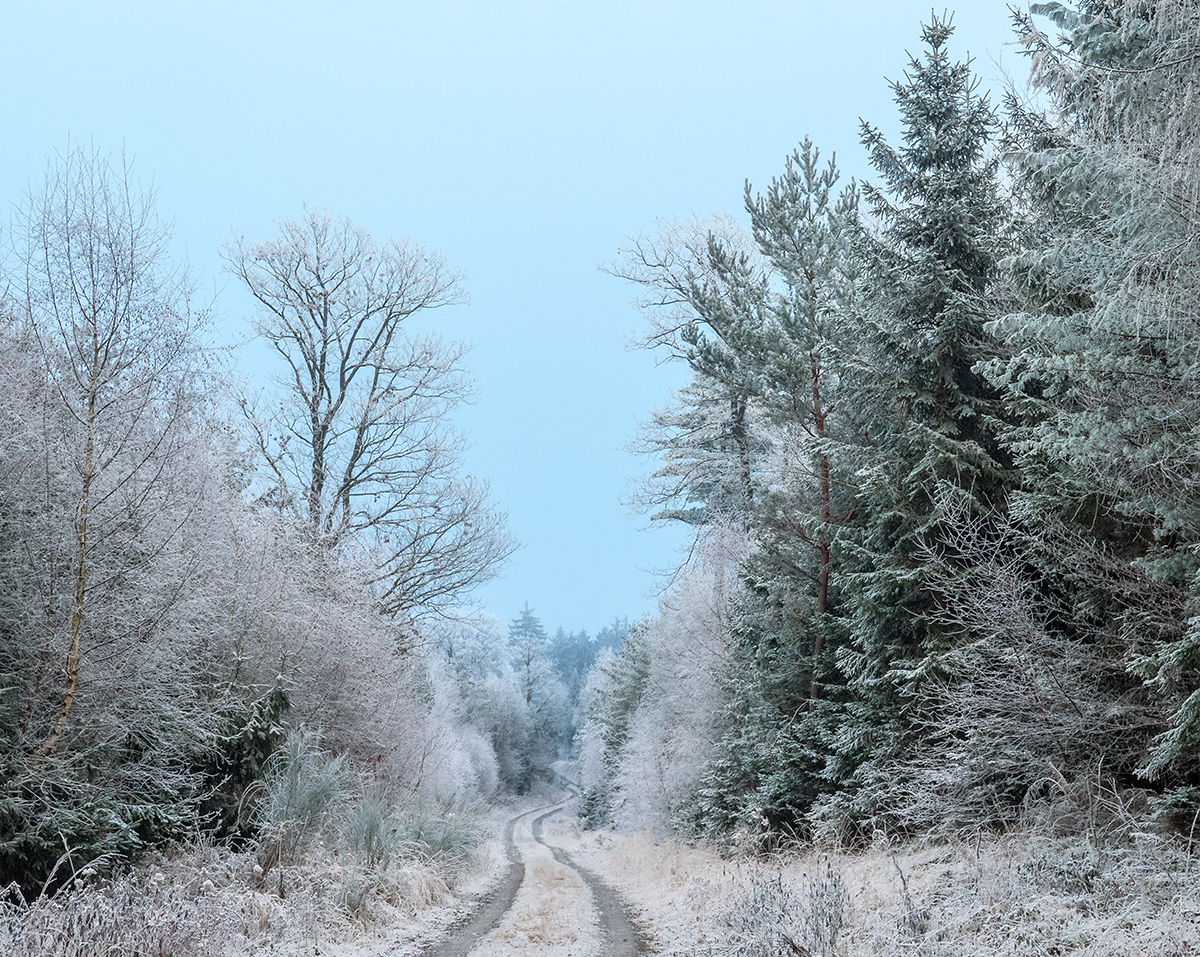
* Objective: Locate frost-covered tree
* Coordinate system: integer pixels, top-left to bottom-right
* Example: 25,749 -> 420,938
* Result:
225,210 -> 514,617
621,216 -> 772,531
736,141 -> 862,654
577,625 -> 652,825
7,145 -> 209,758
504,604 -> 568,790
621,142 -> 866,833
988,0 -> 1200,785
0,147 -> 230,886
816,15 -> 1013,838
612,529 -> 746,833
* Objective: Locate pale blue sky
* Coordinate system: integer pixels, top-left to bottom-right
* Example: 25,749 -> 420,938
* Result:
1,1 -> 1022,634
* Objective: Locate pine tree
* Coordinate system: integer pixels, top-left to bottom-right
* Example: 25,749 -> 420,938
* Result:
623,143 -> 865,834
632,374 -> 763,528
687,143 -> 866,835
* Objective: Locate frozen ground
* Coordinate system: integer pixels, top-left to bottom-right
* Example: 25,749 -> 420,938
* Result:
557,824 -> 1200,956
331,792 -> 627,957
8,795 -> 1200,955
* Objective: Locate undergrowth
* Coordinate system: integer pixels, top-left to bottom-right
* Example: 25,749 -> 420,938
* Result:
0,729 -> 490,955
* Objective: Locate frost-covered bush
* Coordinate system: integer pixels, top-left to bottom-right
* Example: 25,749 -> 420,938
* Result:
579,527 -> 743,832
719,867 -> 847,957
255,728 -> 348,868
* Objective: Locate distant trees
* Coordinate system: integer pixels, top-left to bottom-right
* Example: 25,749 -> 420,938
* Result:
503,605 -> 568,791
427,605 -> 613,794
225,210 -> 514,617
548,618 -> 626,701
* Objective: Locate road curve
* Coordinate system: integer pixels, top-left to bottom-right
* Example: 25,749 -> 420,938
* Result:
420,792 -> 645,957
416,803 -> 539,957
532,806 -> 645,957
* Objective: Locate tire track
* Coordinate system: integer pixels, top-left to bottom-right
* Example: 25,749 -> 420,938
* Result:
421,791 -> 645,957
417,798 -> 563,957
532,806 -> 645,957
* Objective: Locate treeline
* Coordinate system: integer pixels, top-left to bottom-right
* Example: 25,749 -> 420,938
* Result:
0,147 -> 607,891
432,605 -> 627,794
580,3 -> 1200,844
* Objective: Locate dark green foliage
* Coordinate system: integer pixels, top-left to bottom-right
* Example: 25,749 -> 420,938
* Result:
817,15 -> 1015,836
194,681 -> 290,840
991,0 -> 1200,787
0,735 -> 200,892
548,618 -> 626,706
607,3 -> 1200,849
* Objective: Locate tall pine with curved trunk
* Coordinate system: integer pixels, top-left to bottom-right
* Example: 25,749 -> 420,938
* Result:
623,143 -> 867,834
826,16 -> 1012,835
739,141 -> 861,702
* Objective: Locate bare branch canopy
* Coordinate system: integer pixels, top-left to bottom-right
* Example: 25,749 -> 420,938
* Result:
224,209 -> 514,617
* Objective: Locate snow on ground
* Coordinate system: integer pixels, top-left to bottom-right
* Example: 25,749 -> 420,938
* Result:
556,822 -> 1200,956
326,798 -> 605,957
461,807 -> 601,957
23,796 -> 1196,956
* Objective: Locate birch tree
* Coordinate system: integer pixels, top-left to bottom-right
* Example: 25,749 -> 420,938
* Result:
9,145 -> 207,757
0,146 -> 221,887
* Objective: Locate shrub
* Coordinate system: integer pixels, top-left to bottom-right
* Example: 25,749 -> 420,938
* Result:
255,728 -> 347,869
719,867 -> 848,957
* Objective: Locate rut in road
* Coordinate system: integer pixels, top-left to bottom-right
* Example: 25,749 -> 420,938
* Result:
417,810 -> 528,957
421,794 -> 645,957
531,807 -> 644,956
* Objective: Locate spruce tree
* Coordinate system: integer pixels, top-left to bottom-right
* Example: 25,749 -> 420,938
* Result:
994,0 -> 1200,785
824,15 -> 1011,837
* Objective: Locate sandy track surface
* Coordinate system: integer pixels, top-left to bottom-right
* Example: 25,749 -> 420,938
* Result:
531,808 -> 644,956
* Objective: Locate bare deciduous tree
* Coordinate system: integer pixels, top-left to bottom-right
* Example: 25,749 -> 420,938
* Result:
8,144 -> 206,756
224,210 -> 514,617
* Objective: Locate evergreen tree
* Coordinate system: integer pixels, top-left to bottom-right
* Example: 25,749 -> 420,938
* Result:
509,602 -> 549,703
688,143 -> 866,835
623,143 -> 864,834
992,0 -> 1200,785
620,216 -> 772,533
505,604 -> 566,790
632,375 -> 763,528
823,15 -> 1012,837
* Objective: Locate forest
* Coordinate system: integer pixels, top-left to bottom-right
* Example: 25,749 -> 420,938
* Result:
582,0 -> 1200,846
5,1 -> 1200,954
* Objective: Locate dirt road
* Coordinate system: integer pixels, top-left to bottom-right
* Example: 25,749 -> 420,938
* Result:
421,793 -> 645,957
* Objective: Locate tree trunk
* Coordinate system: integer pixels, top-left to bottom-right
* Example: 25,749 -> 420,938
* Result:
41,373 -> 97,756
810,343 -> 831,701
